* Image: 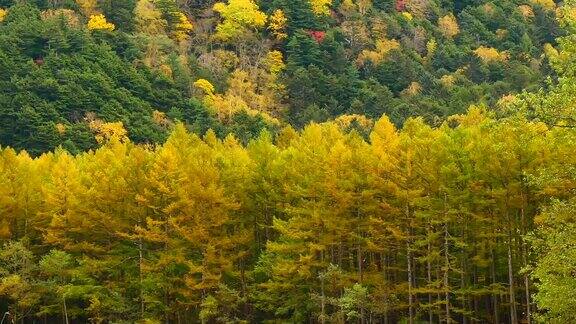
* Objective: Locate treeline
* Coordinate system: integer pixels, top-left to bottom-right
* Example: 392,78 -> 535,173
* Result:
0,110 -> 574,323
0,0 -> 564,154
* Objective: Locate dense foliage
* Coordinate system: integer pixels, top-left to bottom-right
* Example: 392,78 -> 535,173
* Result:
3,0 -> 576,323
0,0 -> 564,154
0,110 -> 573,323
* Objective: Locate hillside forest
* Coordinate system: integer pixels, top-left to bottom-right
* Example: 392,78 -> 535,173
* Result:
1,0 -> 576,323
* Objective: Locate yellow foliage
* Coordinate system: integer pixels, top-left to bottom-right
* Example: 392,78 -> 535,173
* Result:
87,14 -> 115,31
310,0 -> 332,16
440,74 -> 456,88
473,46 -> 509,63
357,0 -> 372,15
55,123 -> 67,135
0,8 -> 6,22
561,7 -> 576,25
213,0 -> 267,42
206,93 -> 247,121
543,43 -> 559,60
482,3 -> 495,15
264,50 -> 286,76
497,94 -> 518,109
438,14 -> 459,39
426,39 -> 437,58
201,70 -> 281,123
88,120 -> 128,144
76,0 -> 98,17
357,38 -> 400,66
173,12 -> 193,42
134,0 -> 167,35
402,82 -> 422,97
194,79 -> 216,95
518,5 -> 535,18
370,17 -> 387,39
334,114 -> 374,130
530,0 -> 556,10
152,110 -> 171,127
159,64 -> 173,78
406,0 -> 429,18
402,12 -> 413,21
0,219 -> 10,239
268,9 -> 287,41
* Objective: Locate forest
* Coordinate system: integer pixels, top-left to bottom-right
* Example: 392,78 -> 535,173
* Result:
1,0 -> 576,323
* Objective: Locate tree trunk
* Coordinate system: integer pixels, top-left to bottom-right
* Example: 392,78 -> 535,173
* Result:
63,298 -> 69,324
407,240 -> 414,324
139,237 -> 145,319
320,273 -> 326,324
444,223 -> 451,324
520,200 -> 531,324
382,253 -> 389,324
490,246 -> 499,324
358,245 -> 363,283
508,243 -> 517,324
428,241 -> 434,324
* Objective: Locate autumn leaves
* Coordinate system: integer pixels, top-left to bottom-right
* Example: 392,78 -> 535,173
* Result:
0,109 -> 570,322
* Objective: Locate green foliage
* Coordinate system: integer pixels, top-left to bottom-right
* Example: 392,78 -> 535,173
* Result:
530,199 -> 576,323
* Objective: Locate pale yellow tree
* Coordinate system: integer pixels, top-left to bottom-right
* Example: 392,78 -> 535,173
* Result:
474,46 -> 509,63
134,0 -> 167,35
518,5 -> 535,18
438,14 -> 459,39
357,0 -> 372,15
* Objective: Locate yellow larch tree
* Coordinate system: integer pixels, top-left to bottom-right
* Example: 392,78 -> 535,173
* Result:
193,78 -> 216,95
0,149 -> 42,241
173,12 -> 193,42
268,9 -> 287,41
474,46 -> 509,63
438,14 -> 459,39
42,149 -> 90,253
213,0 -> 267,42
264,50 -> 286,76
